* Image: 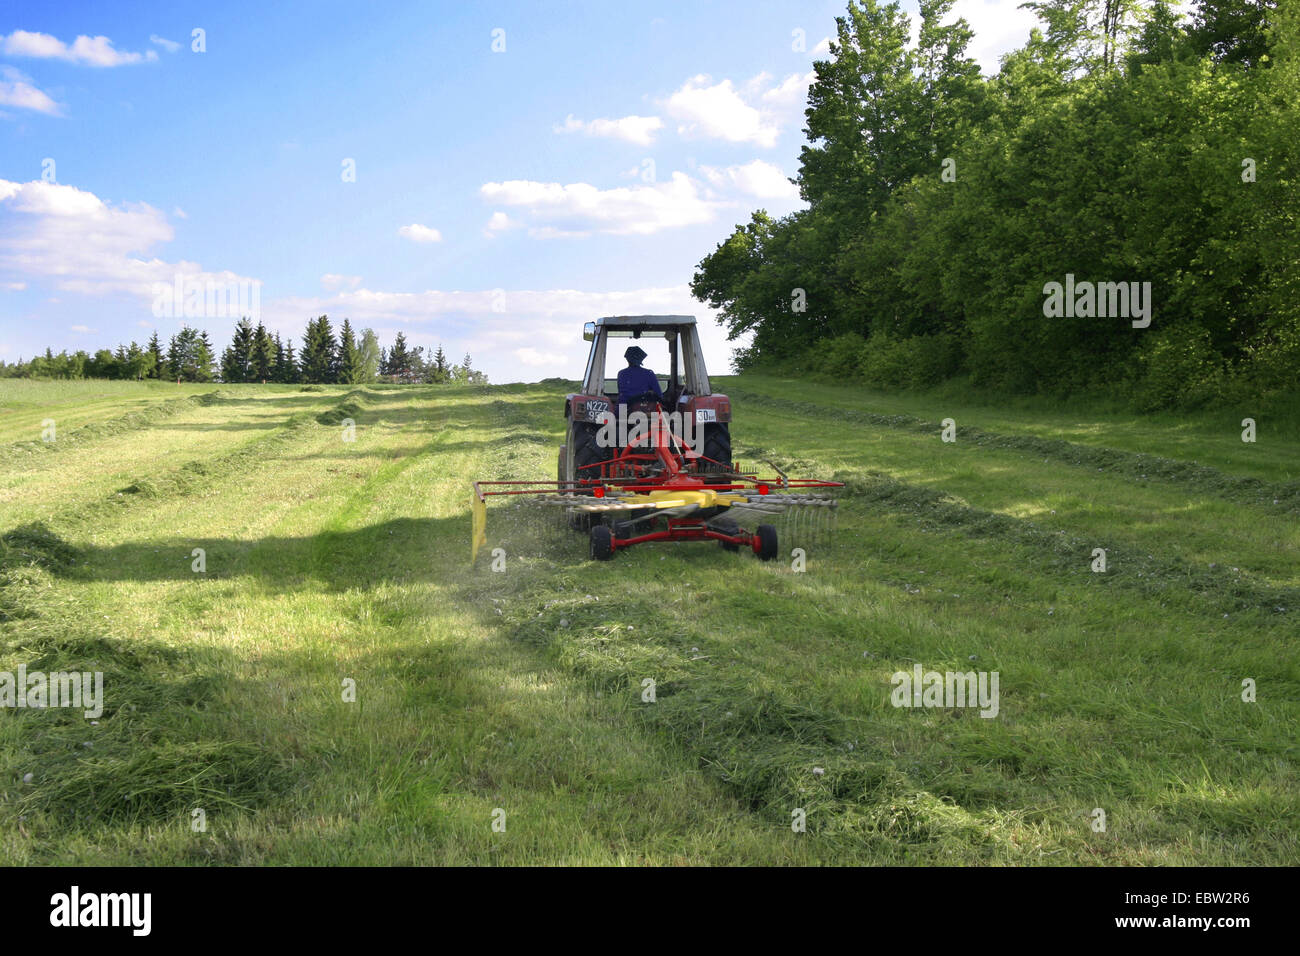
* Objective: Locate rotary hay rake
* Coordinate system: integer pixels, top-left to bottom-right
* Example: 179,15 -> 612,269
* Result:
471,406 -> 843,563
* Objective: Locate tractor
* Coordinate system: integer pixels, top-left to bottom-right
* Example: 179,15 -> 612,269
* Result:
559,314 -> 732,490
471,314 -> 841,562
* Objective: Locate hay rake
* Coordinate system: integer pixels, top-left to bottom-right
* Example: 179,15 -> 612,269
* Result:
471,405 -> 843,562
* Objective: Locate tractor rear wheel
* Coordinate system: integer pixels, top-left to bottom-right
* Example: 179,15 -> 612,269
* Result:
754,524 -> 778,561
590,524 -> 615,561
568,422 -> 608,531
571,421 -> 609,482
702,423 -> 732,473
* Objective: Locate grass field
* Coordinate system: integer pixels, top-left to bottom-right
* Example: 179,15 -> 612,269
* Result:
0,377 -> 1296,865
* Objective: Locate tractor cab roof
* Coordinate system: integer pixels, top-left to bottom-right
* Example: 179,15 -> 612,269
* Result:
593,315 -> 696,329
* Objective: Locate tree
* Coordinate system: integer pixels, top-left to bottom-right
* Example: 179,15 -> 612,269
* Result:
1188,0 -> 1277,66
426,344 -> 451,383
384,332 -> 415,381
300,315 -> 337,384
273,333 -> 287,382
221,318 -> 255,383
147,331 -> 166,379
167,327 -> 214,382
336,319 -> 363,384
197,332 -> 216,381
87,349 -> 118,379
450,353 -> 488,385
358,329 -> 381,383
252,322 -> 275,382
281,341 -> 299,383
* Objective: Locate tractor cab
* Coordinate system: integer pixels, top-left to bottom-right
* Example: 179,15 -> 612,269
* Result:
563,315 -> 733,484
580,315 -> 711,407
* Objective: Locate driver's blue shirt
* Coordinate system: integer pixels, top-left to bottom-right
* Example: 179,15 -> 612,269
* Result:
617,366 -> 663,406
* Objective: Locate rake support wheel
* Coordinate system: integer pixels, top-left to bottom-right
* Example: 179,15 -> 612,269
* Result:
590,524 -> 615,561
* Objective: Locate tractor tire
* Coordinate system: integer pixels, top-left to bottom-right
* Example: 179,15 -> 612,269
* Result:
754,524 -> 778,561
568,423 -> 609,531
571,421 -> 609,482
714,518 -> 741,551
702,423 -> 732,473
590,524 -> 615,561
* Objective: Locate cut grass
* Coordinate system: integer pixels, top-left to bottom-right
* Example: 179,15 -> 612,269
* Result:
0,377 -> 1295,864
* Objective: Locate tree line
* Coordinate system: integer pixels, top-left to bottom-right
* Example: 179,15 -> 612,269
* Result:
691,0 -> 1296,410
0,315 -> 487,385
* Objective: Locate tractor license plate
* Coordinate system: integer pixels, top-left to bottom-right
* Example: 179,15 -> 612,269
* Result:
695,408 -> 717,423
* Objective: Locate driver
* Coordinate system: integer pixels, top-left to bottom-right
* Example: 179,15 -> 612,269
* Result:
617,345 -> 663,407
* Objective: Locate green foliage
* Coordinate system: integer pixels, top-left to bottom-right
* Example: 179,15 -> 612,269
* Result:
335,319 -> 363,384
165,327 -> 214,383
300,315 -> 337,384
357,329 -> 381,384
1130,323 -> 1223,410
220,318 -> 255,383
4,322 -> 484,387
692,0 -> 1299,411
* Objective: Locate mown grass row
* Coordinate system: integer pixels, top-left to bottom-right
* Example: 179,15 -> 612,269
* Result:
3,384 -> 820,864
463,382 -> 1299,864
0,379 -> 220,439
3,377 -> 1295,864
727,374 -> 1300,480
3,390 -> 221,462
0,390 -> 373,835
727,386 -> 1300,513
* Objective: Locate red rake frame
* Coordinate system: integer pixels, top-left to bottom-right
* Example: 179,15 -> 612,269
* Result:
471,405 -> 843,560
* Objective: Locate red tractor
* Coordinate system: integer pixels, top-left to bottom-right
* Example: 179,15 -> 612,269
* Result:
470,315 -> 841,562
559,315 -> 733,488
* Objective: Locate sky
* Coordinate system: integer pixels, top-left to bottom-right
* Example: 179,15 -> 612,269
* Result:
0,0 -> 1052,383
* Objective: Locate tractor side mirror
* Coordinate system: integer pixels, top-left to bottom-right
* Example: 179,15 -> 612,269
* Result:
583,322 -> 596,341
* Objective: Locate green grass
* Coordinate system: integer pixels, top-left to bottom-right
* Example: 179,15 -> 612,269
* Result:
0,378 -> 220,438
0,377 -> 1295,864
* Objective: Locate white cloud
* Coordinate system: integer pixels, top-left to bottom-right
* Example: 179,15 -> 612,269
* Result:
554,113 -> 663,146
1,30 -> 157,66
479,172 -> 722,238
149,34 -> 181,53
398,223 -> 443,243
0,66 -> 61,116
513,347 -> 566,367
811,36 -> 831,57
699,160 -> 799,200
0,179 -> 258,301
664,75 -> 779,148
172,206 -> 188,219
260,283 -> 747,382
321,273 -> 362,291
0,180 -> 751,383
950,0 -> 1042,74
137,319 -> 152,327
2,281 -> 27,291
70,324 -> 96,333
483,211 -> 518,237
761,71 -> 815,111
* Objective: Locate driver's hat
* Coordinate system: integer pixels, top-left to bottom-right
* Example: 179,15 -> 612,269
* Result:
624,345 -> 648,365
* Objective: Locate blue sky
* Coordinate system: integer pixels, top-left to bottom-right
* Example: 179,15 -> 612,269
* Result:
1,0 -> 1045,382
